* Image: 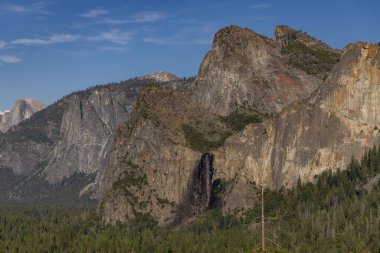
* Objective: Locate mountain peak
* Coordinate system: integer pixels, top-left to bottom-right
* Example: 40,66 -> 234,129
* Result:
140,71 -> 179,83
212,25 -> 272,50
190,24 -> 321,116
0,110 -> 10,116
0,98 -> 46,133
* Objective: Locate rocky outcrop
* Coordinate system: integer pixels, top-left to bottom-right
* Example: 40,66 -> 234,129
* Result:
213,42 -> 380,212
188,25 -> 322,116
101,86 -> 212,225
139,71 -> 179,83
0,75 -> 184,201
100,26 -> 380,225
0,98 -> 46,133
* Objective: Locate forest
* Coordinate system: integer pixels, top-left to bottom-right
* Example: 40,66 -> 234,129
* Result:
0,147 -> 379,252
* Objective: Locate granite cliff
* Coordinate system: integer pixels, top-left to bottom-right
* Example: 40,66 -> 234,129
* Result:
0,25 -> 378,226
0,98 -> 46,133
188,25 -> 323,116
100,26 -> 380,225
0,73 -> 185,201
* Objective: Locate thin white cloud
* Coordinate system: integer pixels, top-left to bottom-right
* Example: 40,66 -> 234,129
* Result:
99,46 -> 127,52
87,29 -> 133,45
0,41 -> 6,48
143,36 -> 211,46
1,2 -> 51,15
81,8 -> 109,18
0,55 -> 22,64
100,11 -> 166,25
251,3 -> 273,9
130,11 -> 166,23
11,34 -> 80,46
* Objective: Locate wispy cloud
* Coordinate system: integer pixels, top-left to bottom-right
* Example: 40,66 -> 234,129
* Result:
130,11 -> 166,23
143,36 -> 211,46
0,55 -> 22,64
2,29 -> 133,49
100,11 -> 166,25
87,29 -> 133,45
99,46 -> 127,52
81,8 -> 109,18
0,2 -> 51,16
11,34 -> 80,46
251,3 -> 273,9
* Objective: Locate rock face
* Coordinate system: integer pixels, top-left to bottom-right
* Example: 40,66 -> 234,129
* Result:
188,25 -> 322,116
176,153 -> 216,225
214,42 -> 380,212
0,75 -> 185,201
139,71 -> 179,83
101,86 -> 212,225
0,98 -> 46,133
100,26 -> 380,226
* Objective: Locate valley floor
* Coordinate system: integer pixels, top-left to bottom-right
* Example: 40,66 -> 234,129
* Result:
1,148 -> 380,253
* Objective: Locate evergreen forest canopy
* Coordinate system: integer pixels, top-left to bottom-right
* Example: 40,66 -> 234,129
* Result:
0,147 -> 379,253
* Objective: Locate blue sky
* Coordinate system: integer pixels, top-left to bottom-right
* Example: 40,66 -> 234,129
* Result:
0,0 -> 379,110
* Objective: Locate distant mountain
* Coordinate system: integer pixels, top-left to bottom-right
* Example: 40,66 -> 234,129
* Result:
0,74 -> 189,203
139,71 -> 179,83
0,98 -> 46,133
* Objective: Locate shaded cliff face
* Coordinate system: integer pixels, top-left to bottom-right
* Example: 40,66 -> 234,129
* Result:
0,100 -> 65,176
0,76 -> 185,201
44,84 -> 140,186
0,98 -> 46,133
188,25 -> 322,116
176,153 -> 215,225
100,86 -> 217,225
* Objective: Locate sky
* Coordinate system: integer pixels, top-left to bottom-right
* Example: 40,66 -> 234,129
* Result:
0,0 -> 379,111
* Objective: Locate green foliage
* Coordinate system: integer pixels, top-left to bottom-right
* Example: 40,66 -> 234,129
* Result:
113,171 -> 148,190
182,124 -> 231,152
182,111 -> 263,152
0,168 -> 26,201
220,112 -> 262,131
282,42 -> 340,65
243,146 -> 380,252
157,197 -> 176,207
1,147 -> 380,252
112,171 -> 148,205
281,41 -> 340,78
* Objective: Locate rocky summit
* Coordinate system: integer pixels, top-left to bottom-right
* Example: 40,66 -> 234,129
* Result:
0,98 -> 46,133
188,25 -> 322,116
0,25 -> 379,227
99,25 -> 380,225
